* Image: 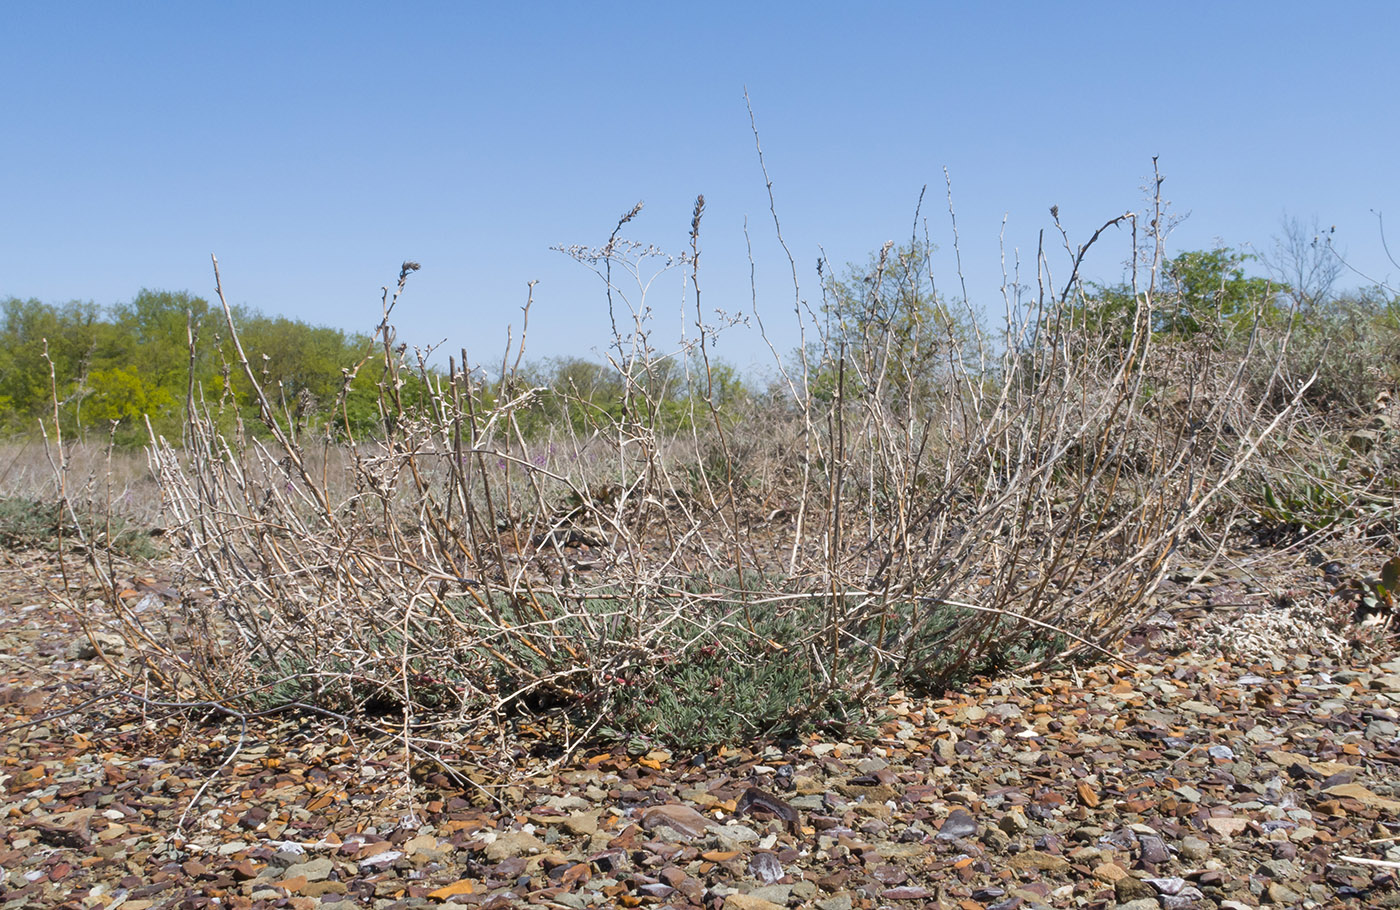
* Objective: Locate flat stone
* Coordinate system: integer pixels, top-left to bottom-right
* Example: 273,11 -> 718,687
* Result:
715,822 -> 761,842
937,807 -> 978,839
1145,877 -> 1189,895
357,850 -> 402,871
484,831 -> 546,860
1162,888 -> 1204,910
403,834 -> 438,854
882,885 -> 933,900
1206,817 -> 1248,837
561,811 -> 601,837
1094,862 -> 1129,883
1371,674 -> 1400,691
723,894 -> 785,910
427,880 -> 475,900
639,804 -> 713,839
1180,836 -> 1210,861
747,884 -> 792,904
1365,720 -> 1398,740
283,857 -> 334,882
1323,782 -> 1400,811
999,808 -> 1030,833
748,852 -> 784,884
1007,850 -> 1069,872
1116,877 -> 1156,902
814,895 -> 853,910
1138,834 -> 1171,865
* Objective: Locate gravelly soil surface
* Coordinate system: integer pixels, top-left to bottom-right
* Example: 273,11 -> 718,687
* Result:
2,546 -> 1398,910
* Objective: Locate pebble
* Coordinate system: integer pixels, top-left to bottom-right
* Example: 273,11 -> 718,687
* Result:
638,804 -> 713,839
723,894 -> 785,910
1116,900 -> 1160,910
1180,836 -> 1210,861
1266,881 -> 1304,904
282,857 -> 334,882
356,850 -> 402,871
937,807 -> 979,839
814,895 -> 853,910
484,831 -> 545,860
1116,877 -> 1157,902
747,852 -> 783,884
714,823 -> 762,848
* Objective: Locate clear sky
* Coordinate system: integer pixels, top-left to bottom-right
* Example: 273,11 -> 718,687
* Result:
3,3 -> 1397,374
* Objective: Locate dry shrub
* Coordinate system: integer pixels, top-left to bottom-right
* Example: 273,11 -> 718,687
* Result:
54,182 -> 1309,761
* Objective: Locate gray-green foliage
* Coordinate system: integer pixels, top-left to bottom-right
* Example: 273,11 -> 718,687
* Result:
224,568 -> 1072,750
604,596 -> 1070,749
0,495 -> 157,559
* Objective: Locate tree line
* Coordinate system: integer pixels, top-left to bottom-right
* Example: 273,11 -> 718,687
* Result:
4,231 -> 1394,446
0,289 -> 758,446
0,290 -> 387,444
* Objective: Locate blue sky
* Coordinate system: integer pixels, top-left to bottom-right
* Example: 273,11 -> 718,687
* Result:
3,3 -> 1397,373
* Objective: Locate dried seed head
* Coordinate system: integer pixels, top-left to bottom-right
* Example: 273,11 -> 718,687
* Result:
691,194 -> 705,241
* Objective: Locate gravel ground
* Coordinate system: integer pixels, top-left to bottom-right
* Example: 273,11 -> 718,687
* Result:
2,546 -> 1398,910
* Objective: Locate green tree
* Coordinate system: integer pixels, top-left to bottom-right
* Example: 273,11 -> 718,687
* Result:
106,289 -> 213,381
235,315 -> 371,417
1158,247 -> 1283,337
82,365 -> 177,425
815,240 -> 978,411
0,297 -> 103,432
1075,246 -> 1286,345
